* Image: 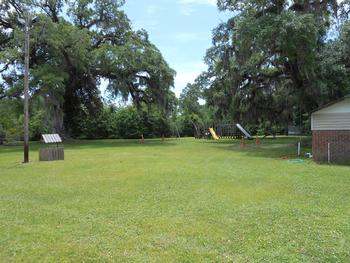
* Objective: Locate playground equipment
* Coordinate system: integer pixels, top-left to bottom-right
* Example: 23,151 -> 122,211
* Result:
209,128 -> 220,140
194,122 -> 254,140
194,123 -> 241,139
255,136 -> 261,145
240,137 -> 246,147
236,123 -> 252,139
174,124 -> 181,139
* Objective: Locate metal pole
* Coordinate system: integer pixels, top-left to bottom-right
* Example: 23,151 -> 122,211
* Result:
175,124 -> 180,139
298,142 -> 301,156
23,14 -> 30,163
328,143 -> 331,164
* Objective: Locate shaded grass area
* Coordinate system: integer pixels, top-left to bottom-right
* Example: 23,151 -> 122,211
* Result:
208,136 -> 310,160
0,138 -> 349,262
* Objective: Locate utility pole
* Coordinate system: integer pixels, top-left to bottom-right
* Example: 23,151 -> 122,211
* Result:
20,11 -> 39,163
23,13 -> 30,163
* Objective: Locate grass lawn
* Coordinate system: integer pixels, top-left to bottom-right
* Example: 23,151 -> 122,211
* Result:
0,137 -> 350,262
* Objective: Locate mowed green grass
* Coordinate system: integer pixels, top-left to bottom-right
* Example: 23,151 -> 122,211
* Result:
0,138 -> 350,262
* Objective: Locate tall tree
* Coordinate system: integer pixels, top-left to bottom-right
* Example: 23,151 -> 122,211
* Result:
201,0 -> 350,130
0,0 -> 175,137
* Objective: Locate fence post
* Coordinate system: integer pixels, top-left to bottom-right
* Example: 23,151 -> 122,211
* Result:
328,142 -> 331,164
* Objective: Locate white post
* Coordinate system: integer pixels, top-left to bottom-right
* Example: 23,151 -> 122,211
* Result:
328,143 -> 331,164
298,142 -> 301,157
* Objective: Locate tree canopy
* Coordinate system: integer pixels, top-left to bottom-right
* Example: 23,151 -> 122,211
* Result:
0,0 -> 175,137
1,0 -> 350,140
196,0 -> 350,132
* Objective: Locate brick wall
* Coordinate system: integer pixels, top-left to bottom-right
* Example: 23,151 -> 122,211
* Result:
313,130 -> 350,163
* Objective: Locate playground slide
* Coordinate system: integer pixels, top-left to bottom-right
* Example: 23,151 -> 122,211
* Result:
209,128 -> 220,140
236,123 -> 252,139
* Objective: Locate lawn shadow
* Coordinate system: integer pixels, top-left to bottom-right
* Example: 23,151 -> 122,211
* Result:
204,137 -> 314,161
65,138 -> 178,151
0,138 -> 179,154
0,144 -> 24,154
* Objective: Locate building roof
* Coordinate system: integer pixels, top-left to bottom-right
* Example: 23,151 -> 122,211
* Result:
311,94 -> 350,114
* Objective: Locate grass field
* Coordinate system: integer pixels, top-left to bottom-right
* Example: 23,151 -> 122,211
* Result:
0,138 -> 350,262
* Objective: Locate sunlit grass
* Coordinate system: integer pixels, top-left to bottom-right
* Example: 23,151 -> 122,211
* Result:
0,138 -> 349,262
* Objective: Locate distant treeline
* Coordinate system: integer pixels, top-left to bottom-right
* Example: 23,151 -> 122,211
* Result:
1,1 -> 350,141
184,0 -> 350,132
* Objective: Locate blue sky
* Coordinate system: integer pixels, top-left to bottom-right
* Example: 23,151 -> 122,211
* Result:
121,0 -> 231,97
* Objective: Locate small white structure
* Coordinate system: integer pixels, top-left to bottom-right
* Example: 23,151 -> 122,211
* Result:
311,95 -> 350,162
42,134 -> 62,144
39,134 -> 64,161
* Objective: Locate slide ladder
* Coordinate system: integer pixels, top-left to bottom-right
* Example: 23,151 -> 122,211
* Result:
209,128 -> 220,140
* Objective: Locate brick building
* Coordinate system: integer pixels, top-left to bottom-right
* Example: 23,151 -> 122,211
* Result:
311,95 -> 350,163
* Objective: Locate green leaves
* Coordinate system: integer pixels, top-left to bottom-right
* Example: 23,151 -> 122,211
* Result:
202,0 -> 350,131
102,30 -> 175,109
0,0 -> 175,137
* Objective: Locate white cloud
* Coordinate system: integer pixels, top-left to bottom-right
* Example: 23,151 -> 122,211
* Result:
177,0 -> 217,16
129,4 -> 163,30
174,61 -> 207,72
177,0 -> 217,6
131,19 -> 159,30
179,6 -> 196,15
173,61 -> 207,96
146,5 -> 161,16
174,72 -> 199,96
170,32 -> 202,42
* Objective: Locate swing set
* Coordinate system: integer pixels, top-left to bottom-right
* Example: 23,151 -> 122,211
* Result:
193,122 -> 252,140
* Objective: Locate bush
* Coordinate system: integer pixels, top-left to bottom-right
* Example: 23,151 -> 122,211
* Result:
0,99 -> 175,140
0,124 -> 5,144
30,110 -> 50,140
115,107 -> 142,139
77,105 -> 173,139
